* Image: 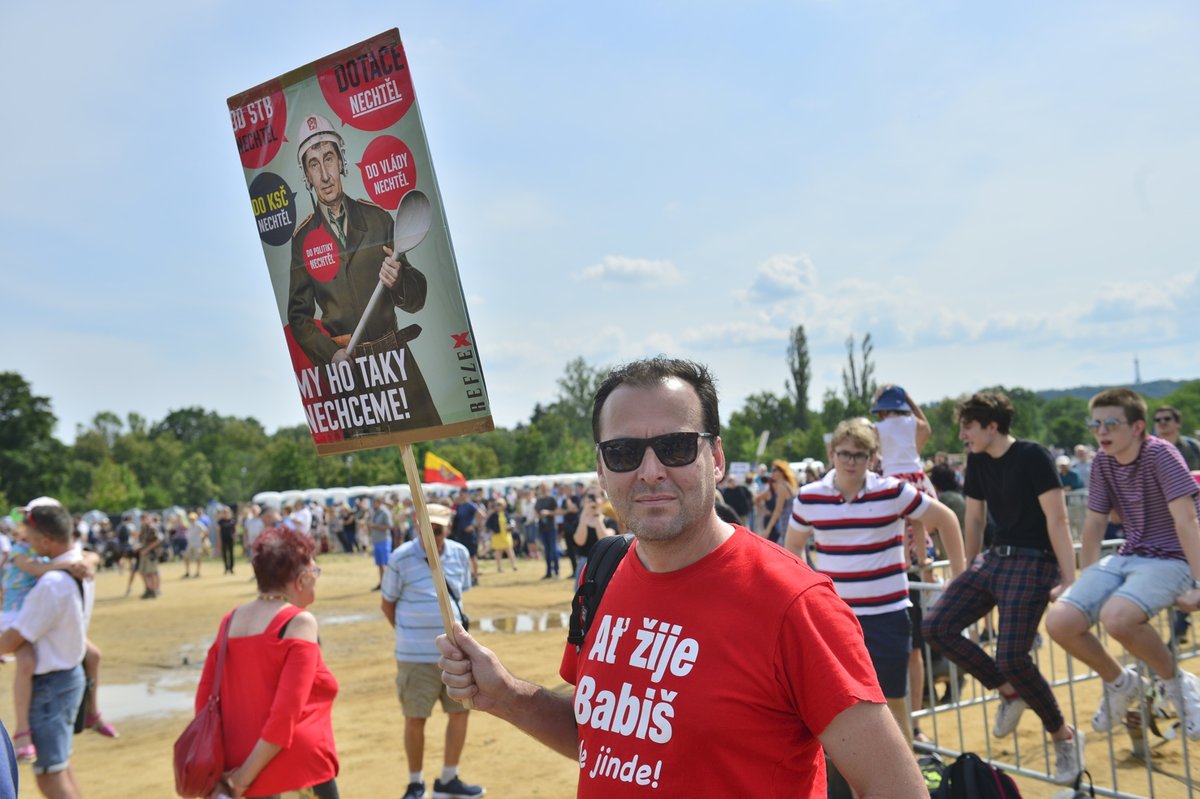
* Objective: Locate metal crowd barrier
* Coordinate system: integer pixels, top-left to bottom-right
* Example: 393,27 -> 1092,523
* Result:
910,539 -> 1197,799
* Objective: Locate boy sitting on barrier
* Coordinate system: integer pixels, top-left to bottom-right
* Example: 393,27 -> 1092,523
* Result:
1046,388 -> 1200,740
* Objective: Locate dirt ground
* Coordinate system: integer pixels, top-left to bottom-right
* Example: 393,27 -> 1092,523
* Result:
4,551 -> 1196,798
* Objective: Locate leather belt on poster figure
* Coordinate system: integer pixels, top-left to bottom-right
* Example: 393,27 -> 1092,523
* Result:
333,324 -> 422,354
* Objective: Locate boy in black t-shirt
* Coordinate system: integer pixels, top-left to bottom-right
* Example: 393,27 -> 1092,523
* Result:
921,391 -> 1084,785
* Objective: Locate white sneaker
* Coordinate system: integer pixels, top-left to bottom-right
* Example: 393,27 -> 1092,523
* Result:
1163,671 -> 1200,740
992,694 -> 1028,738
1091,666 -> 1141,732
1052,726 -> 1086,785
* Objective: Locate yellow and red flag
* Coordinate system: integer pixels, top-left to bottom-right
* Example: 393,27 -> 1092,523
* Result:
424,451 -> 467,487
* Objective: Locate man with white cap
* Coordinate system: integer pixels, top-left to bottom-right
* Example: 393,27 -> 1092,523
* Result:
1056,454 -> 1083,492
381,503 -> 482,799
0,498 -> 94,798
287,113 -> 440,431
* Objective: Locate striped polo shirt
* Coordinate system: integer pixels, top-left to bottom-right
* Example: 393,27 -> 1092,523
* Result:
381,537 -> 471,662
790,471 -> 931,616
1087,435 -> 1200,561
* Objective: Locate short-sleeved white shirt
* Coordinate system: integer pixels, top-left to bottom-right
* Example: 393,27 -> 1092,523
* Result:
244,517 -> 265,550
381,538 -> 471,663
13,551 -> 94,674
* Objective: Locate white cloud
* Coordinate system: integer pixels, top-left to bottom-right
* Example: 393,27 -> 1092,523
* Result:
578,256 -> 682,287
680,319 -> 787,347
740,254 -> 817,302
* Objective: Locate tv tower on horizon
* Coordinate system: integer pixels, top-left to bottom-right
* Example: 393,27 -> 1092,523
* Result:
1134,355 -> 1141,385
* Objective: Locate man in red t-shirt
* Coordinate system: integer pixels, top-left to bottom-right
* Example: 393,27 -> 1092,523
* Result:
437,358 -> 926,797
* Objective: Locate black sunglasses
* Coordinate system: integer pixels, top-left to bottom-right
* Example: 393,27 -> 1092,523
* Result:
597,432 -> 714,472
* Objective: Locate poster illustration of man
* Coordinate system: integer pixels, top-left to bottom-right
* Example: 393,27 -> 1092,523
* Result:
288,112 -> 441,432
230,29 -> 493,455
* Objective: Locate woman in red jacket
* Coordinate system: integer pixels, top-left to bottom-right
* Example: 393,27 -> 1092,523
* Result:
195,525 -> 339,798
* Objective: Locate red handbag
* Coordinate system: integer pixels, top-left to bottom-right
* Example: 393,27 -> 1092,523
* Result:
174,614 -> 231,797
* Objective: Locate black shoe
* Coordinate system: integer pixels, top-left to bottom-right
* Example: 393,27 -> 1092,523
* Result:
433,776 -> 485,798
402,782 -> 426,799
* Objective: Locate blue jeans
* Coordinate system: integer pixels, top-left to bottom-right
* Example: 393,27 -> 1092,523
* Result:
539,527 -> 559,576
1058,553 -> 1192,622
30,665 -> 84,775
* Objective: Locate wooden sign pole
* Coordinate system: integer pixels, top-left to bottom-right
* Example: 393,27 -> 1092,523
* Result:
399,444 -> 472,709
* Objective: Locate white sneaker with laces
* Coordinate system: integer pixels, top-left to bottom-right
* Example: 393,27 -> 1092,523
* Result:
1163,670 -> 1200,740
1091,666 -> 1140,732
1052,726 -> 1086,785
992,694 -> 1028,738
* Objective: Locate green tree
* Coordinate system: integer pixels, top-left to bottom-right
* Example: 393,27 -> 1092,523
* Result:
87,460 -> 144,512
819,388 -> 849,433
728,392 -> 796,455
171,453 -> 219,507
922,397 -> 963,456
840,333 -> 876,418
510,424 -> 550,475
786,324 -> 812,430
0,373 -> 69,503
435,441 -> 501,480
152,407 -> 223,446
720,420 -> 763,463
1042,396 -> 1089,451
552,357 -> 608,440
264,437 -> 318,492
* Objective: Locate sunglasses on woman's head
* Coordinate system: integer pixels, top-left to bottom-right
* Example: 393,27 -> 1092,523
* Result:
597,432 -> 714,472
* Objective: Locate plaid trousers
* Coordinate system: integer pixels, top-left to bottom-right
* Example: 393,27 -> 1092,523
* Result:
921,551 -> 1066,733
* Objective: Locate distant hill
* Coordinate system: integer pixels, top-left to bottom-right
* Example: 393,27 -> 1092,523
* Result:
1037,379 -> 1192,402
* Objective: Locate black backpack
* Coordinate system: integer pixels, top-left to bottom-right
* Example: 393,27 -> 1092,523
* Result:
567,533 -> 634,650
934,753 -> 1022,799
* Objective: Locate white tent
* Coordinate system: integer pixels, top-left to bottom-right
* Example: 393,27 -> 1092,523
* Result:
252,491 -> 282,508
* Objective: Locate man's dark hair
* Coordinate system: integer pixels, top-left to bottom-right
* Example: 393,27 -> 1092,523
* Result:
28,505 -> 72,544
956,391 -> 1015,435
591,357 -> 720,442
1154,405 -> 1181,423
929,464 -> 959,494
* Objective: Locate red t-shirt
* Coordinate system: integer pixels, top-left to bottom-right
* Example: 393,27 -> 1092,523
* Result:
560,526 -> 882,797
197,605 -> 339,796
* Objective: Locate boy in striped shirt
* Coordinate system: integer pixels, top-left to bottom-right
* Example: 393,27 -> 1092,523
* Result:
1046,388 -> 1200,740
787,418 -> 964,746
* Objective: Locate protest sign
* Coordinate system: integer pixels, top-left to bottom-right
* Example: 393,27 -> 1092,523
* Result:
228,29 -> 493,456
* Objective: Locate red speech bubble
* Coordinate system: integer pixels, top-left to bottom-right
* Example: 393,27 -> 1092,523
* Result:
317,41 -> 414,132
302,226 -> 340,283
230,83 -> 287,169
357,136 -> 417,210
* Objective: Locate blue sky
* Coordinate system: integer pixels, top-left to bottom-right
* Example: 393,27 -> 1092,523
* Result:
3,1 -> 1197,442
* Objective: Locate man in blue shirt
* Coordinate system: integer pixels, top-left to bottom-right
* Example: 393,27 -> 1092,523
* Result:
450,489 -> 482,586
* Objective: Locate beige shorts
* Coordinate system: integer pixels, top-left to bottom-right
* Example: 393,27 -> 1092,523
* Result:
395,661 -> 464,718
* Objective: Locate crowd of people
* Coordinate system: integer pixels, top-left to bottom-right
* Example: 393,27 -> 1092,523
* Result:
2,358 -> 1199,797
435,368 -> 1200,796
